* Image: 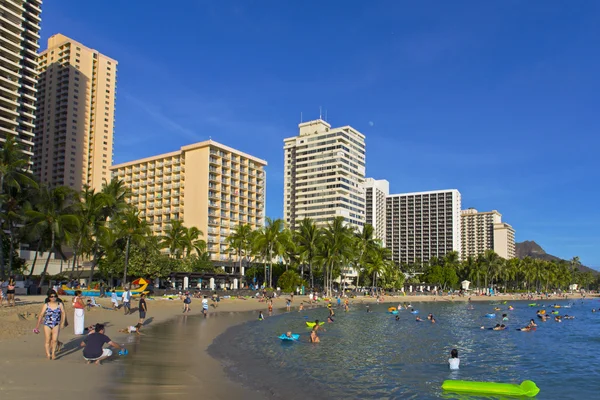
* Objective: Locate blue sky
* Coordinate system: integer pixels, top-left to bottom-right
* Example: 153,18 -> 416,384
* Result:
40,1 -> 599,268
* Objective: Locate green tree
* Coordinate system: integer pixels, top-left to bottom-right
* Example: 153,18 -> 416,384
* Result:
161,220 -> 187,258
277,270 -> 304,292
252,218 -> 290,287
25,186 -> 79,286
294,218 -> 322,289
226,223 -> 253,281
116,209 -> 149,285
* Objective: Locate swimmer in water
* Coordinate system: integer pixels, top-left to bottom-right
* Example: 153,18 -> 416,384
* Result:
310,329 -> 320,343
502,314 -> 508,321
395,315 -> 400,321
528,319 -> 537,327
492,324 -> 503,331
285,331 -> 293,338
327,316 -> 334,323
508,306 -> 514,311
299,303 -> 304,311
366,305 -> 371,312
427,313 -> 433,320
329,307 -> 335,317
555,315 -> 562,322
258,311 -> 264,321
430,315 -> 436,323
415,316 -> 423,322
564,314 -> 575,320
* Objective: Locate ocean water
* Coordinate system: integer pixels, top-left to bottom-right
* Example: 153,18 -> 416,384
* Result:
208,299 -> 600,399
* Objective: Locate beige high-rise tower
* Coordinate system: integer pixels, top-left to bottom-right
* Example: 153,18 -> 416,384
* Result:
283,119 -> 366,229
0,0 -> 42,164
33,34 -> 117,190
461,208 -> 516,259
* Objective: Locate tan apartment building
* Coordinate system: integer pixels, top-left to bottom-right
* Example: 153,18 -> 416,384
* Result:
364,178 -> 389,245
461,208 -> 516,259
386,189 -> 462,266
283,119 -> 366,230
33,34 -> 117,190
110,140 -> 267,263
0,0 -> 42,164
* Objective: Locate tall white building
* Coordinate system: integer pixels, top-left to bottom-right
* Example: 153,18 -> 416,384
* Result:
461,208 -> 515,259
386,189 -> 462,266
0,0 -> 42,164
283,119 -> 366,229
364,178 -> 389,245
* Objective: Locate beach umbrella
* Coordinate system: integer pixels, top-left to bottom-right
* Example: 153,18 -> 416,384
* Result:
131,278 -> 148,286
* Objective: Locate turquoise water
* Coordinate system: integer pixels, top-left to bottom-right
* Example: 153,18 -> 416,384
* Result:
209,299 -> 600,399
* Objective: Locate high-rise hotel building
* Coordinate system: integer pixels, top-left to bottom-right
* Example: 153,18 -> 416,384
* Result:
34,34 -> 117,190
364,178 -> 389,245
110,140 -> 266,262
461,208 -> 515,259
0,0 -> 42,164
386,189 -> 462,265
283,119 -> 366,229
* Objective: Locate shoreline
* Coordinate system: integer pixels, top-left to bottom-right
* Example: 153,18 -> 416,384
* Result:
0,293 -> 591,399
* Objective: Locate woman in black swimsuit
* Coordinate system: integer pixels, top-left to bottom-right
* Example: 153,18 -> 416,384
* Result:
6,277 -> 16,307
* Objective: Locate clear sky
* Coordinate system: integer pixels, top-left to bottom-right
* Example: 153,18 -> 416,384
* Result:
39,1 -> 599,268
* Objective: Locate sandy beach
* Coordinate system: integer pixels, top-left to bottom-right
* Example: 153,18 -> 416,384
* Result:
0,292 -> 586,399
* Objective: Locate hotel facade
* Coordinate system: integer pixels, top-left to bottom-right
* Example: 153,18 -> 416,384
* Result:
283,119 -> 366,230
363,178 -> 389,245
0,0 -> 42,164
461,208 -> 515,259
110,140 -> 266,262
33,34 -> 117,190
385,189 -> 462,266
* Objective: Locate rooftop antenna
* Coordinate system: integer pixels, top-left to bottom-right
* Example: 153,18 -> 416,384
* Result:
300,112 -> 303,123
325,109 -> 328,121
319,106 -> 322,120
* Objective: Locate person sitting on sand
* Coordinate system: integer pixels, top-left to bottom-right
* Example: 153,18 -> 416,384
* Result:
80,324 -> 121,365
118,323 -> 143,335
449,349 -> 460,370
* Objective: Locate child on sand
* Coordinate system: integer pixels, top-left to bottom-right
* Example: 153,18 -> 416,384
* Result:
449,349 -> 460,370
118,323 -> 143,335
111,290 -> 119,310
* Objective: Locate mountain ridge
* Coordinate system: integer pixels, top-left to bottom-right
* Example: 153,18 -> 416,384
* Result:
515,240 -> 597,273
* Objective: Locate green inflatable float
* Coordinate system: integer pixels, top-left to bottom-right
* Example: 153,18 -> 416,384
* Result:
442,380 -> 540,397
305,321 -> 325,327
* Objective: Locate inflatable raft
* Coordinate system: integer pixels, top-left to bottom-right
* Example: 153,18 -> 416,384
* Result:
485,313 -> 496,318
278,334 -> 300,341
306,321 -> 325,327
389,310 -> 399,315
442,380 -> 540,397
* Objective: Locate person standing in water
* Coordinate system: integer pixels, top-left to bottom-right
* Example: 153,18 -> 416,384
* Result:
449,349 -> 460,370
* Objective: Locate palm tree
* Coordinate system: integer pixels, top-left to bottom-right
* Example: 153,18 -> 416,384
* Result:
0,136 -> 37,196
100,178 -> 129,219
226,223 -> 253,282
25,186 -> 79,287
294,218 -> 321,289
117,209 -> 149,285
317,217 -> 353,296
161,220 -> 187,258
365,246 -> 393,289
252,218 -> 289,288
0,136 -> 37,278
183,226 -> 206,257
354,224 -> 380,290
480,250 -> 502,290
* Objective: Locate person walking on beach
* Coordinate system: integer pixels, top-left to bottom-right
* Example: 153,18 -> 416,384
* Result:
202,295 -> 209,317
138,293 -> 147,324
35,290 -> 66,360
183,292 -> 191,313
81,324 -> 121,365
268,299 -> 273,316
111,289 -> 119,310
72,290 -> 86,335
6,277 -> 16,307
122,288 -> 132,315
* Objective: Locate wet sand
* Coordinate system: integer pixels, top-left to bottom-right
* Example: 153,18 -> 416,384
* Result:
0,292 -> 585,399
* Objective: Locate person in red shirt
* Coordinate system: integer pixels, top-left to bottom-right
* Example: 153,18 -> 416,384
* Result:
72,290 -> 86,335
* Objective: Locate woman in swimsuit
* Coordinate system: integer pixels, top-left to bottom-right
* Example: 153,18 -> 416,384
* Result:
35,290 -> 66,360
6,277 -> 16,307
